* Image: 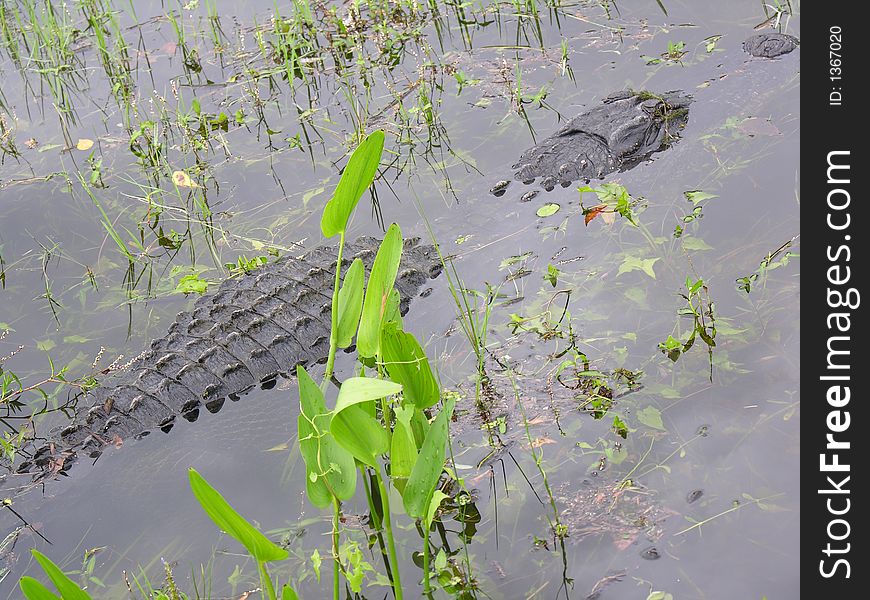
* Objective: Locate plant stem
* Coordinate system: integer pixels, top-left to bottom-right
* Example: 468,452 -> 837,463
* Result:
375,469 -> 403,600
422,523 -> 431,595
332,496 -> 341,600
321,230 -> 346,393
258,562 -> 277,600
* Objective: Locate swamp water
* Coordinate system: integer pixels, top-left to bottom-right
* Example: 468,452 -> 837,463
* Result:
0,0 -> 799,598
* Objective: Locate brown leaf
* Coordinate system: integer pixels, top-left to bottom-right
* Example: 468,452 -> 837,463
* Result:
584,204 -> 607,225
112,434 -> 124,448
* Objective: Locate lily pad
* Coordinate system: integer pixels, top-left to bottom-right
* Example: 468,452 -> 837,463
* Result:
536,203 -> 561,217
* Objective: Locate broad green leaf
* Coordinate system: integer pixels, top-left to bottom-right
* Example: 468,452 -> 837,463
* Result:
321,130 -> 385,238
424,490 -> 449,527
381,323 -> 439,409
282,585 -> 300,600
637,406 -> 666,430
30,551 -> 90,600
617,256 -> 659,279
434,549 -> 447,571
390,405 -> 418,479
297,366 -> 356,507
330,377 -> 400,467
357,224 -> 402,358
536,203 -> 560,217
331,404 -> 389,467
403,398 -> 455,519
333,377 -> 403,414
681,237 -> 713,251
683,190 -> 717,204
19,577 -> 61,600
336,258 -> 365,348
188,469 -> 288,562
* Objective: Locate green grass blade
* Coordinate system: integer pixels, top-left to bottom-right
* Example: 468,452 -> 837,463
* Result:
19,576 -> 60,600
403,398 -> 455,519
188,469 -> 289,562
321,130 -> 385,238
357,224 -> 403,358
296,365 -> 357,506
30,551 -> 91,600
336,258 -> 365,349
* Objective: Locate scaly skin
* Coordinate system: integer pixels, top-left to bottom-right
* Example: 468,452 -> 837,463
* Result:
17,236 -> 442,478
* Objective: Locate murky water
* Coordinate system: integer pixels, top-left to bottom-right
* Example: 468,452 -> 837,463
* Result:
1,0 -> 798,597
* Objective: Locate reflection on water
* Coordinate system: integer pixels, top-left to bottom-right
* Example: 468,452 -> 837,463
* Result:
1,0 -> 798,598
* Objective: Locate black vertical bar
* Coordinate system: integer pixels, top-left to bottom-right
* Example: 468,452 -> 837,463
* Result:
803,10 -> 863,596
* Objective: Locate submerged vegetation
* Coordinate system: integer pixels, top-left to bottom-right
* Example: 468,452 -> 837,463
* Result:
1,0 -> 799,598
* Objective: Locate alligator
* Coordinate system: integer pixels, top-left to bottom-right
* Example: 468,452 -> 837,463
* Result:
12,236 -> 442,480
491,90 -> 692,197
488,32 -> 799,199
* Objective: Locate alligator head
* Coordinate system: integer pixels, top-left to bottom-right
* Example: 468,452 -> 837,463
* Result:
508,90 -> 692,192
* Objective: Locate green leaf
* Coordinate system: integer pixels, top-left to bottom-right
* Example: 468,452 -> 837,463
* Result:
383,287 -> 403,329
544,264 -> 560,287
681,237 -> 714,251
617,256 -> 659,279
188,469 -> 289,562
433,548 -> 447,571
381,323 -> 439,409
357,224 -> 403,358
683,190 -> 717,204
30,551 -> 91,600
390,405 -> 418,479
281,585 -> 300,600
321,130 -> 385,238
175,273 -> 209,295
424,490 -> 449,527
637,406 -> 666,430
19,577 -> 61,600
333,378 -> 403,413
331,404 -> 389,467
330,377 -> 400,467
336,258 -> 365,348
311,548 -> 322,583
403,398 -> 455,519
536,203 -> 561,217
296,366 -> 357,507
